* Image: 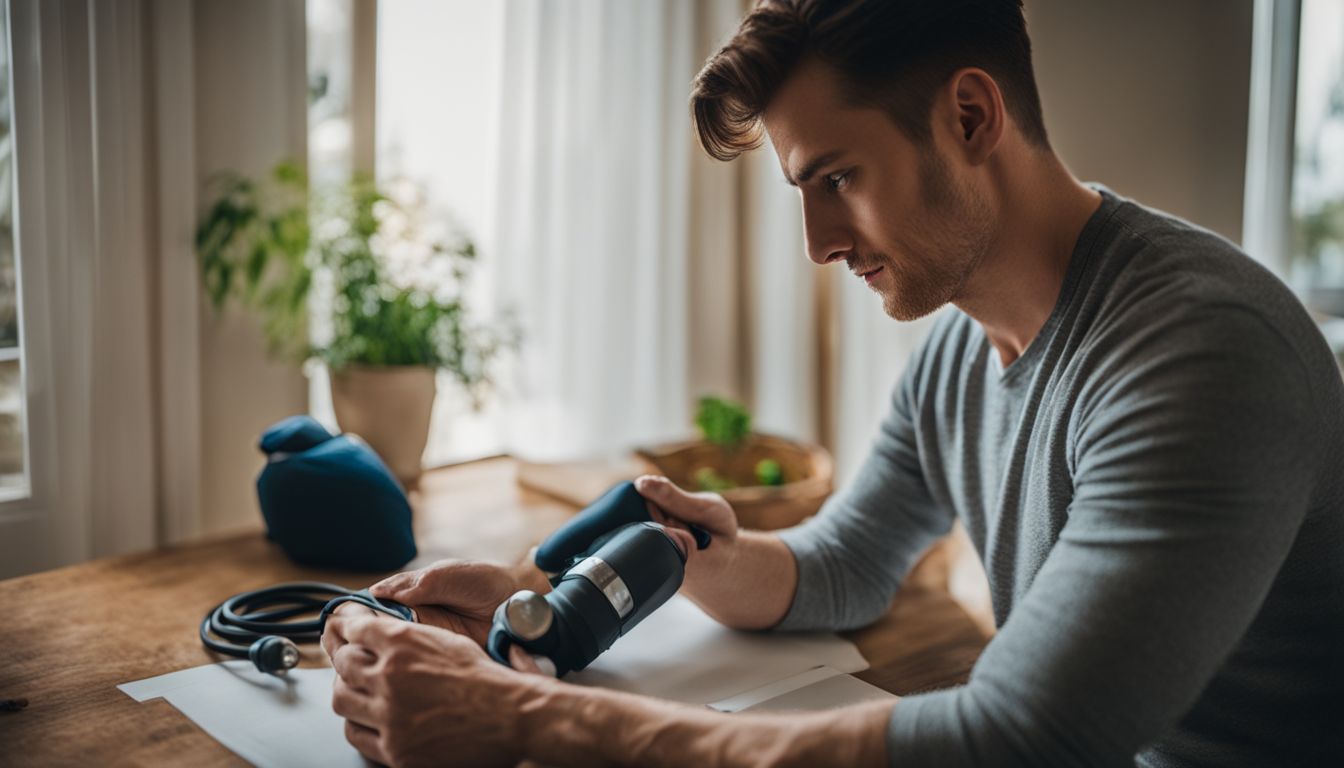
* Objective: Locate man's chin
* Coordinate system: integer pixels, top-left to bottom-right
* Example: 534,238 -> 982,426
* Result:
879,288 -> 947,322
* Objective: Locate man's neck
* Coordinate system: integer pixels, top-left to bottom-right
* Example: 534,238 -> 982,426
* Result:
953,153 -> 1102,369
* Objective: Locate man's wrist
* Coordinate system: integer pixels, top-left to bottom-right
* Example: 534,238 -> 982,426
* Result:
682,530 -> 798,630
681,530 -> 740,601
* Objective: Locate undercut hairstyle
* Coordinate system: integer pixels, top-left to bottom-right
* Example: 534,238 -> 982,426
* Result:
690,0 -> 1050,161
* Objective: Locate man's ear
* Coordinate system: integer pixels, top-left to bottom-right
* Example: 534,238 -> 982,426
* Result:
941,68 -> 1005,166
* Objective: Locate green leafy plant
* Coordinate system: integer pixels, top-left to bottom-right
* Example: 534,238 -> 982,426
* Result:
695,396 -> 752,448
196,162 -> 513,405
196,161 -> 312,359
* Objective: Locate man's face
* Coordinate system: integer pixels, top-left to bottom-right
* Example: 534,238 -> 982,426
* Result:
762,58 -> 994,321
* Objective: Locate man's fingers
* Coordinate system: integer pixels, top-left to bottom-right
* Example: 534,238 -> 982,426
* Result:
321,611 -> 356,659
368,569 -> 418,599
335,600 -> 379,618
320,632 -> 343,661
659,526 -> 697,559
644,501 -> 687,530
326,615 -> 395,660
324,599 -> 378,653
332,674 -> 384,730
507,644 -> 543,675
344,719 -> 387,765
635,475 -> 720,525
337,614 -> 401,648
331,643 -> 378,692
370,562 -> 470,605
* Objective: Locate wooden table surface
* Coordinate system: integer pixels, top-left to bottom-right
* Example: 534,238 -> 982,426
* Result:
0,458 -> 989,766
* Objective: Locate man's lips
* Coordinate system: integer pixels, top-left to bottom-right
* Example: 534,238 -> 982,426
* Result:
858,266 -> 884,284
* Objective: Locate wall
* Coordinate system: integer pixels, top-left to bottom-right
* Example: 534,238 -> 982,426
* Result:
1027,0 -> 1255,243
193,0 -> 309,534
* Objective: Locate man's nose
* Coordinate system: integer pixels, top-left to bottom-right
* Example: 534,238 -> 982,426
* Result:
802,201 -> 851,265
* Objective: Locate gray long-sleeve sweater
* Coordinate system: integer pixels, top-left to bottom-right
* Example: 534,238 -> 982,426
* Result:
774,187 -> 1344,766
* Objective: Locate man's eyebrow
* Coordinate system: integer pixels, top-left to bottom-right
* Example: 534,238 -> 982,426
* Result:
784,150 -> 845,187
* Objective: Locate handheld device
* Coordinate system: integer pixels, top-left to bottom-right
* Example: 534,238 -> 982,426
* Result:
532,481 -> 710,580
486,480 -> 710,676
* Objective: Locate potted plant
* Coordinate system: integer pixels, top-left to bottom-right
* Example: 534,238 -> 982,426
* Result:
196,162 -> 511,486
635,396 -> 834,530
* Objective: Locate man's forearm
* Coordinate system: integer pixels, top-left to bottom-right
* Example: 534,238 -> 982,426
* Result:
682,530 -> 799,630
520,679 -> 893,767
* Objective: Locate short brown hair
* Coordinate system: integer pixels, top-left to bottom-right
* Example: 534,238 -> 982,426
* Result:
691,0 -> 1049,161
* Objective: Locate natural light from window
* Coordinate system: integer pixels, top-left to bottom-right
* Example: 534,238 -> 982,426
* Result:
307,0 -> 508,468
376,0 -> 507,466
1292,0 -> 1344,320
0,1 -> 27,499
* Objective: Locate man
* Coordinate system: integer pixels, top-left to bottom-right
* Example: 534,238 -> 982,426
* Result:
322,1 -> 1344,765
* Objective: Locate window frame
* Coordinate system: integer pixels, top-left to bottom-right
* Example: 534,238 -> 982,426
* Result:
0,0 -> 29,508
0,0 -> 67,569
1243,0 -> 1301,278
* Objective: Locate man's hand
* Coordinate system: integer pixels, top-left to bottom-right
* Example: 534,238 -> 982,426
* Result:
369,560 -> 522,645
321,558 -> 544,662
634,475 -> 739,586
635,474 -> 800,630
328,612 -> 891,768
328,614 -> 553,768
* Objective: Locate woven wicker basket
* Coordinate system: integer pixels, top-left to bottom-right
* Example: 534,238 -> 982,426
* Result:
634,433 -> 834,531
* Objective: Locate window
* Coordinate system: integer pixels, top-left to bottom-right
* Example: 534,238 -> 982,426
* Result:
1246,0 -> 1344,363
0,0 -> 26,499
374,1 -> 507,465
1290,0 -> 1344,321
305,0 -> 507,466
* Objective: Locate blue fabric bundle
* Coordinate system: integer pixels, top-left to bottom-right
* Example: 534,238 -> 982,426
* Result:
256,415 -> 417,571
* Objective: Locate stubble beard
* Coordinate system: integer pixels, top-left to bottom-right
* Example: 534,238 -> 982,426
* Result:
874,151 -> 992,322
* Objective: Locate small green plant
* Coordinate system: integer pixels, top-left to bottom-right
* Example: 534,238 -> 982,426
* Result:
754,458 -> 784,486
693,466 -> 736,492
690,397 -> 786,490
196,162 -> 513,404
695,396 -> 752,448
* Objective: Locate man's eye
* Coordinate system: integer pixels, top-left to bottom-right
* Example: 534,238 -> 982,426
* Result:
825,171 -> 850,191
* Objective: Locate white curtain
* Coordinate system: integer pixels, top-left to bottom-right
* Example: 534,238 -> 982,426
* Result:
0,0 -> 161,577
0,0 -> 312,577
832,281 -> 942,485
490,0 -> 735,459
484,0 -> 937,473
742,143 -> 822,445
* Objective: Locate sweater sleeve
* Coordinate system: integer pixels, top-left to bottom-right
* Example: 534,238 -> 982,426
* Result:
774,355 -> 954,632
882,306 -> 1319,767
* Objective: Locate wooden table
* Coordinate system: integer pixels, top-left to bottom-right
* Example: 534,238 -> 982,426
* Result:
0,458 -> 989,766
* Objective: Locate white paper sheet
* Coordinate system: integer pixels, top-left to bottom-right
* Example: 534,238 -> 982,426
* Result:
120,661 -> 369,768
567,595 -> 868,704
708,665 -> 844,712
120,594 -> 874,767
708,666 -> 895,713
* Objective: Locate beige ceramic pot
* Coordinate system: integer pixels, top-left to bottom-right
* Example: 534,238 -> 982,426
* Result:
329,365 -> 436,487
